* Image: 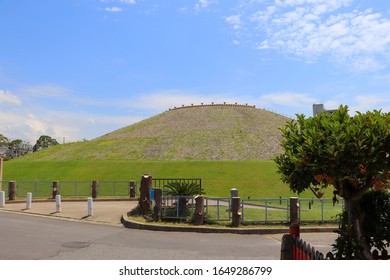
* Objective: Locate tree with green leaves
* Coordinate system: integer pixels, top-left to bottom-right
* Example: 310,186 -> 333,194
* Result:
0,134 -> 9,146
275,105 -> 390,259
33,135 -> 59,152
7,139 -> 32,158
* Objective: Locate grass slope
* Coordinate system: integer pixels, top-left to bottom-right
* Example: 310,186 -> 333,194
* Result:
2,106 -> 329,199
3,160 -> 329,198
22,106 -> 290,161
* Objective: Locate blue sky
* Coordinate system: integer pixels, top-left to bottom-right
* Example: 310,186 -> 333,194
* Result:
1,0 -> 390,144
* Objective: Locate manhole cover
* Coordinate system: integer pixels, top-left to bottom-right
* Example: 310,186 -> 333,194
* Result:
62,241 -> 91,249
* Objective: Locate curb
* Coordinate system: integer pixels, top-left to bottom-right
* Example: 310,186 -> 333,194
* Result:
121,213 -> 338,235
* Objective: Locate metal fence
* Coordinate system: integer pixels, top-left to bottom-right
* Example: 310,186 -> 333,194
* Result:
160,196 -> 344,223
162,196 -> 195,220
205,197 -> 231,222
0,180 -> 137,198
241,198 -> 344,224
162,196 -> 232,221
241,198 -> 290,224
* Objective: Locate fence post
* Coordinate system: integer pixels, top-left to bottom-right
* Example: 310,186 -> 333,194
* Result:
26,192 -> 32,210
87,197 -> 93,216
129,181 -> 136,198
280,234 -> 294,260
194,195 -> 204,225
231,197 -> 241,227
52,180 -> 59,199
56,194 -> 62,213
289,197 -> 300,238
0,191 -> 5,208
289,197 -> 299,224
91,180 -> 98,199
230,188 -> 238,220
139,174 -> 152,215
153,188 -> 162,222
8,181 -> 16,200
230,188 -> 238,198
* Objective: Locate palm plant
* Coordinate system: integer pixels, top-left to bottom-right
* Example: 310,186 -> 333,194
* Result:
163,182 -> 204,218
163,181 -> 203,196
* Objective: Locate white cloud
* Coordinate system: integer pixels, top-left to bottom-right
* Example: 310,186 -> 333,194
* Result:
21,84 -> 71,97
226,15 -> 242,30
195,0 -> 218,11
228,0 -> 390,71
120,0 -> 136,4
0,90 -> 21,105
322,93 -> 390,114
260,92 -> 318,108
101,0 -> 136,13
105,7 -> 123,12
352,94 -> 390,113
0,105 -> 143,143
196,0 -> 211,9
135,90 -> 243,111
101,0 -> 136,4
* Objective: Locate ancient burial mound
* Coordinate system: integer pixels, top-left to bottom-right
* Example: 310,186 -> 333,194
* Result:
27,104 -> 291,160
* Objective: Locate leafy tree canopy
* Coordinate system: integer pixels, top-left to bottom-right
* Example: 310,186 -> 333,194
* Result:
33,135 -> 59,152
275,105 -> 390,198
275,105 -> 390,259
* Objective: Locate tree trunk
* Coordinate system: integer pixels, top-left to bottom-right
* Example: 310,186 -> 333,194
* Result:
344,188 -> 372,259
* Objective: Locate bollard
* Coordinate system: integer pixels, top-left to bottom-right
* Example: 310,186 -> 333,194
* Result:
87,197 -> 93,216
8,181 -> 17,200
26,192 -> 32,210
0,191 -> 5,208
56,194 -> 62,213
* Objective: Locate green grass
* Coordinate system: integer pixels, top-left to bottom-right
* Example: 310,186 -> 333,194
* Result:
130,200 -> 342,226
3,159 -> 334,199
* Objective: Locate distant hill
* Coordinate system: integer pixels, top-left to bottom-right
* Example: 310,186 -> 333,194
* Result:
22,104 -> 291,161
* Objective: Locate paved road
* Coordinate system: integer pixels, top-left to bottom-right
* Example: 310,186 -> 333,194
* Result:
0,212 -> 337,260
0,212 -> 296,260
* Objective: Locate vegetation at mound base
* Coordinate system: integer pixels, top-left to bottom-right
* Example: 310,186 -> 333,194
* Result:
20,105 -> 290,161
3,160 -> 332,198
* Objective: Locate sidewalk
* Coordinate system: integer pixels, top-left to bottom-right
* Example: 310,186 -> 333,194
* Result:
0,199 -> 338,234
0,199 -> 138,225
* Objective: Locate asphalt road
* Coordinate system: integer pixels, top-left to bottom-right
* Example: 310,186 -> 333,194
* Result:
0,212 -> 285,260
